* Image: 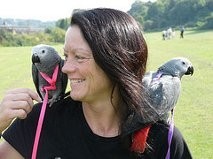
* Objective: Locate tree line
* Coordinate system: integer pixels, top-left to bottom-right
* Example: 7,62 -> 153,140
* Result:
128,0 -> 213,31
0,17 -> 71,47
0,27 -> 66,47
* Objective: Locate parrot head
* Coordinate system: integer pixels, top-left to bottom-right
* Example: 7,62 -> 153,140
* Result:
32,44 -> 61,71
158,57 -> 194,78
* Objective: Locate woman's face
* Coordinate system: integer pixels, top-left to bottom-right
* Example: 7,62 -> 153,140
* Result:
62,25 -> 113,103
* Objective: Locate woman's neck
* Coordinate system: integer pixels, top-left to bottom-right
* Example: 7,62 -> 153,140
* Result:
82,100 -> 120,137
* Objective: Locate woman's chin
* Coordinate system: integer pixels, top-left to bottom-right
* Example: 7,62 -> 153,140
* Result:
70,92 -> 83,101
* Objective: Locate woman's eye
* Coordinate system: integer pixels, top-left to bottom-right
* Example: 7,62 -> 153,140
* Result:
75,55 -> 83,59
63,54 -> 68,61
75,55 -> 87,62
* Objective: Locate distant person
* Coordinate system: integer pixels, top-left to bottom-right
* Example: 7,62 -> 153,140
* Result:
180,26 -> 185,38
167,27 -> 173,39
0,8 -> 192,158
162,30 -> 167,40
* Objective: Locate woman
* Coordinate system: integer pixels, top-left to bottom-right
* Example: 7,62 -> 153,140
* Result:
0,8 -> 192,158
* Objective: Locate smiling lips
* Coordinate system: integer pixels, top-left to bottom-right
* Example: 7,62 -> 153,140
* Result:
70,79 -> 85,84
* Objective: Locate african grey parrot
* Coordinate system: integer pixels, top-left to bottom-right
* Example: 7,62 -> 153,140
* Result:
31,44 -> 68,106
142,57 -> 194,121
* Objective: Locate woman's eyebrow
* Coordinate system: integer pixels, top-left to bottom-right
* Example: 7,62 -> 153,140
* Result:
63,47 -> 90,53
73,48 -> 91,53
63,47 -> 92,58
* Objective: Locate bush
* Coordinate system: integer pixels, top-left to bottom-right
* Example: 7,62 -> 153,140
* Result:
49,27 -> 65,43
0,27 -> 65,47
201,15 -> 213,29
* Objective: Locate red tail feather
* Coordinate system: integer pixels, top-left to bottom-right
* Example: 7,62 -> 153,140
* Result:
130,125 -> 151,153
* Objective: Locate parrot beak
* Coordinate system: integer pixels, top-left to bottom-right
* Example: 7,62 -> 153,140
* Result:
32,54 -> 40,64
185,66 -> 194,75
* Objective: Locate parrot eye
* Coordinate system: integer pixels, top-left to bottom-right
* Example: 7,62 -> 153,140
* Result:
42,50 -> 45,54
182,61 -> 185,65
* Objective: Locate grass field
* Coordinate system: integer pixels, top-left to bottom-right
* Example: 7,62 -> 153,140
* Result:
0,30 -> 213,158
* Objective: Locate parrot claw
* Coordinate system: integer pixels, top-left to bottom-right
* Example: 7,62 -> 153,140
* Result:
48,98 -> 56,107
48,96 -> 62,107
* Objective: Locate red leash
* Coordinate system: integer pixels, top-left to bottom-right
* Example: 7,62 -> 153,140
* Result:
31,65 -> 59,159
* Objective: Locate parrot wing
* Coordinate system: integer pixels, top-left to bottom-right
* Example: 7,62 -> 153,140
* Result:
59,59 -> 68,98
147,75 -> 181,117
142,71 -> 157,88
32,64 -> 43,99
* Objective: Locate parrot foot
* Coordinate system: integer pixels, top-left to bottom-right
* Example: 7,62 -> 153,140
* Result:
48,98 -> 57,107
48,96 -> 63,107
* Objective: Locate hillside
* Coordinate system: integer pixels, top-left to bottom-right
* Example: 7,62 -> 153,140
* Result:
0,18 -> 55,28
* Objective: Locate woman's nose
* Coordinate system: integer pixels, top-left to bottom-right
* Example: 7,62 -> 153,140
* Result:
62,60 -> 77,74
62,63 -> 67,74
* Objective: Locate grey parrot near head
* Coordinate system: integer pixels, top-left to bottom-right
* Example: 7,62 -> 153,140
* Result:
32,44 -> 68,107
142,57 -> 194,121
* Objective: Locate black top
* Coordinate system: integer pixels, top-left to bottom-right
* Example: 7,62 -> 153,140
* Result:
3,97 -> 192,159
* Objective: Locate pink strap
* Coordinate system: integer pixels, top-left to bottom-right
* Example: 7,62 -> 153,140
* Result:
152,71 -> 163,83
31,65 -> 59,159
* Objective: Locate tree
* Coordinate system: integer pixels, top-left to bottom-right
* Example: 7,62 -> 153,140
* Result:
50,27 -> 65,43
128,1 -> 149,24
128,0 -> 212,31
56,18 -> 70,30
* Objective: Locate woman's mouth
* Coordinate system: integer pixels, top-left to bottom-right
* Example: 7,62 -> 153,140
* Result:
70,79 -> 85,84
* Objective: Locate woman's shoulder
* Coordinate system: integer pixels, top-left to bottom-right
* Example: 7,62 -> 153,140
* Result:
150,121 -> 170,133
53,96 -> 80,108
50,96 -> 81,115
147,121 -> 170,148
34,96 -> 79,108
30,96 -> 81,118
149,121 -> 187,147
150,121 -> 190,146
146,121 -> 192,159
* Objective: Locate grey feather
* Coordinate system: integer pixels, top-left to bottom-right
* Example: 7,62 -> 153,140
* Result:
31,44 -> 68,107
142,57 -> 194,121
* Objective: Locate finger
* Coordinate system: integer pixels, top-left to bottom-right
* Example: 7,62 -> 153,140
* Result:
7,88 -> 42,103
1,100 -> 32,115
26,89 -> 42,103
10,109 -> 28,119
4,93 -> 34,108
3,107 -> 28,120
13,93 -> 35,108
11,101 -> 33,114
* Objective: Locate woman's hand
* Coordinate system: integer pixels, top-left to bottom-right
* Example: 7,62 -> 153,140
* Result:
0,88 -> 41,133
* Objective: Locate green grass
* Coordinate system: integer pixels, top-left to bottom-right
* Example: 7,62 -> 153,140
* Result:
0,46 -> 33,96
0,30 -> 213,158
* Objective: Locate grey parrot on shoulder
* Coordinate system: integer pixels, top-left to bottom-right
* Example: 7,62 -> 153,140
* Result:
31,44 -> 68,107
142,57 -> 194,121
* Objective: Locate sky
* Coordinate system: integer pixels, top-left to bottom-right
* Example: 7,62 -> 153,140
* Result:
0,0 -> 155,21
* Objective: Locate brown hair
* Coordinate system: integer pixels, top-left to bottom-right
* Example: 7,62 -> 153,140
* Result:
71,8 -> 158,137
